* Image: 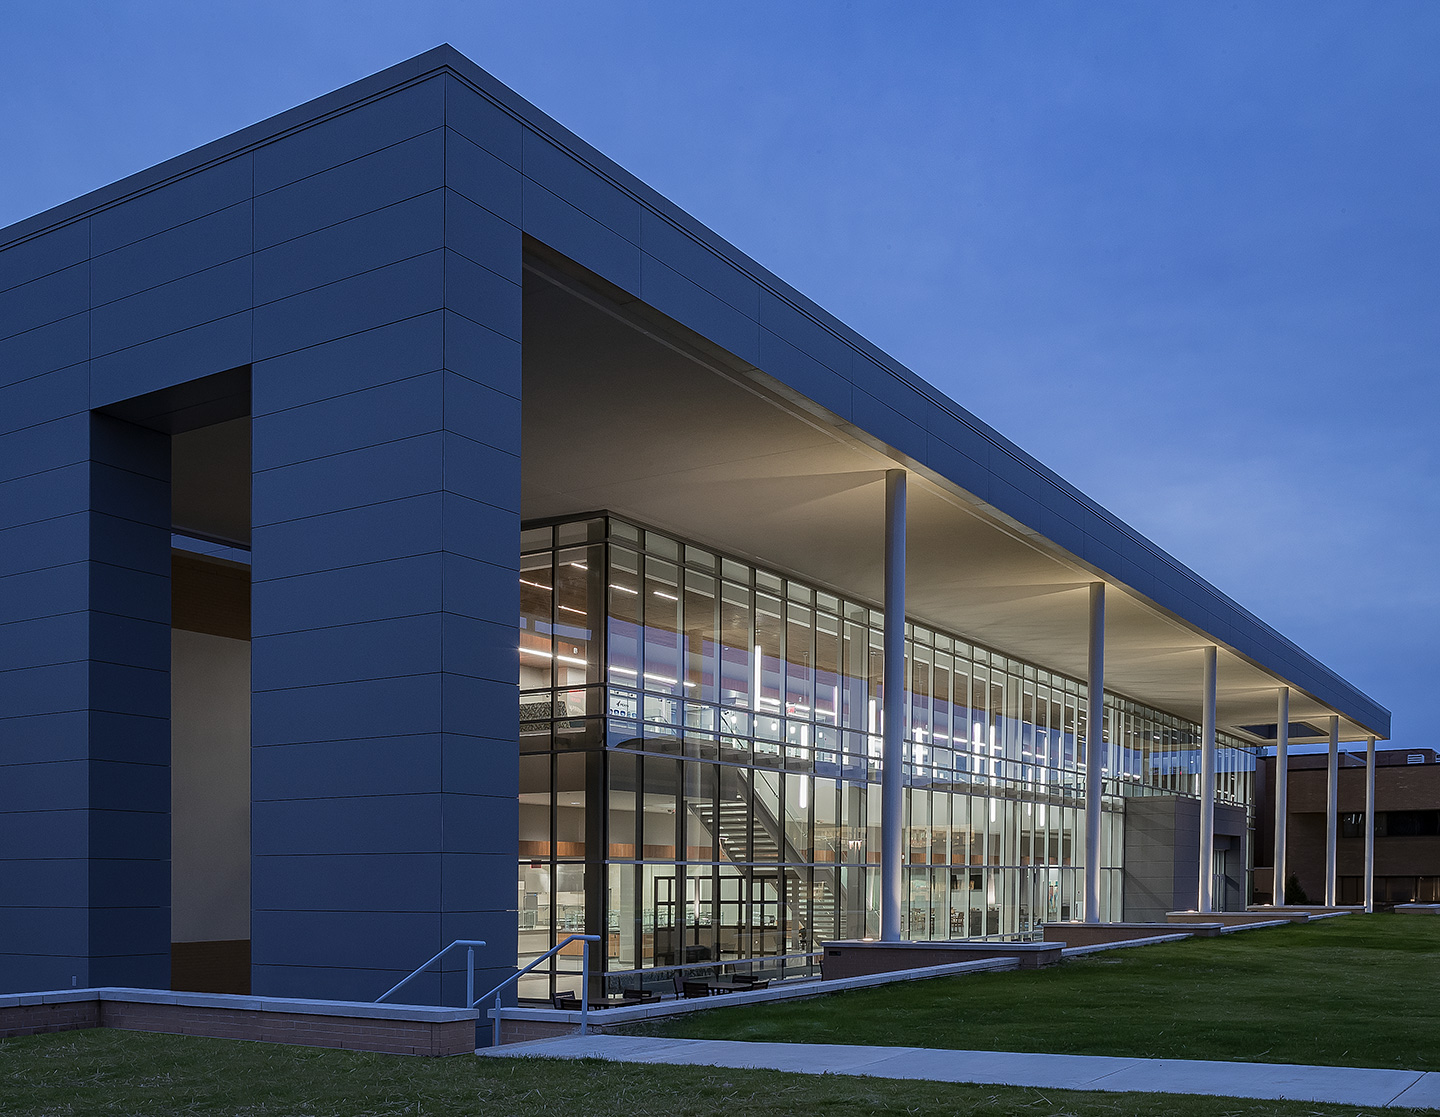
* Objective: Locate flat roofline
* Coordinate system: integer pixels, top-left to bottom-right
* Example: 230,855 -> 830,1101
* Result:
0,44 -> 1389,738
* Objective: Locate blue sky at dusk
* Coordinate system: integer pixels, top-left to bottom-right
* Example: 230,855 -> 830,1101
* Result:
3,2 -> 1434,747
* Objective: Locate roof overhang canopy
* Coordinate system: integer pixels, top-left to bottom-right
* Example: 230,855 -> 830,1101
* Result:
521,256 -> 1379,745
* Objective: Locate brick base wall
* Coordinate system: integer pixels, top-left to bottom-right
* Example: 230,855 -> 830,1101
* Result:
820,941 -> 1060,980
1169,910 -> 1309,926
496,1017 -> 586,1044
0,1000 -> 101,1038
1042,923 -> 1217,946
0,995 -> 476,1057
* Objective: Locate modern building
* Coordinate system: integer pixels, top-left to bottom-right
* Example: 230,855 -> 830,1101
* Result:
0,46 -> 1390,1006
1254,748 -> 1439,906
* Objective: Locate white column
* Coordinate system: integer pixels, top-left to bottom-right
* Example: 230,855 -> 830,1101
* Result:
1325,715 -> 1340,906
880,469 -> 906,941
1198,646 -> 1217,913
1364,736 -> 1377,913
1084,582 -> 1105,924
1273,687 -> 1289,904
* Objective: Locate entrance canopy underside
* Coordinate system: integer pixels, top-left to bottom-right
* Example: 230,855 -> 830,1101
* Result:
521,258 -> 1377,745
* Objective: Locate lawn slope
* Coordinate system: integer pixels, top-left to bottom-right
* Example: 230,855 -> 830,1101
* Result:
639,913 -> 1440,1070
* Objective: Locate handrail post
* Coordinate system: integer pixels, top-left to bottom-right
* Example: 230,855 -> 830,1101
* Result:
375,939 -> 485,1006
466,947 -> 474,1010
580,938 -> 590,1036
470,933 -> 602,1047
493,992 -> 501,1048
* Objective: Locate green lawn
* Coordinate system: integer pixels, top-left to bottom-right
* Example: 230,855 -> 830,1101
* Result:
637,913 -> 1440,1070
0,1029 -> 1431,1117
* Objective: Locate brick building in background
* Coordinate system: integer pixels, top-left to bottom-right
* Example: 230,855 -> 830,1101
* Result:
1255,749 -> 1440,905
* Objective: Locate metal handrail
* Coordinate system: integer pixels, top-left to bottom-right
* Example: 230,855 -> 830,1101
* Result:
375,939 -> 487,1009
475,933 -> 601,1048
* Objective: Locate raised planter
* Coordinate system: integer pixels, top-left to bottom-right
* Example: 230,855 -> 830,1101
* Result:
1044,921 -> 1222,945
0,988 -> 478,1056
1170,910 -> 1311,926
819,939 -> 1061,979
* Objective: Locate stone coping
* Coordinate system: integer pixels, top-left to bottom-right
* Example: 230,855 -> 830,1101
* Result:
1058,934 -> 1194,957
821,938 -> 1057,953
1218,919 -> 1291,933
1046,922 -> 1213,931
0,987 -> 477,1023
490,956 -> 1020,1028
1169,910 -> 1311,925
1043,921 -> 1225,942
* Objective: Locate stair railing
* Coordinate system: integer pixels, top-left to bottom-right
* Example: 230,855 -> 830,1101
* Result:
475,933 -> 601,1048
375,939 -> 488,1009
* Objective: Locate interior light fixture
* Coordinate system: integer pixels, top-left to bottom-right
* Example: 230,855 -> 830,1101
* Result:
520,578 -> 551,591
610,666 -> 639,677
653,590 -> 678,601
520,647 -> 554,659
559,605 -> 586,615
609,583 -> 639,595
556,654 -> 587,667
643,672 -> 679,685
569,562 -> 588,570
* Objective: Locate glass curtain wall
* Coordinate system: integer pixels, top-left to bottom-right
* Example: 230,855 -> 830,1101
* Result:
517,515 -> 1256,997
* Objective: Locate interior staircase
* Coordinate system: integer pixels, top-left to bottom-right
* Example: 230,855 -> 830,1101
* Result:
688,780 -> 845,948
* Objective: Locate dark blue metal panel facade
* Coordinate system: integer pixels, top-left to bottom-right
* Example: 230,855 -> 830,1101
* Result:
0,46 -> 1388,998
0,405 -> 171,992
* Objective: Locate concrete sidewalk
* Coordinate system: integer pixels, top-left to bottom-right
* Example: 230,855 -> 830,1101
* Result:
479,1033 -> 1440,1110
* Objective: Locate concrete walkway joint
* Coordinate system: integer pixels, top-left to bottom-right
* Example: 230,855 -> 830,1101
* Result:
480,1033 -> 1440,1110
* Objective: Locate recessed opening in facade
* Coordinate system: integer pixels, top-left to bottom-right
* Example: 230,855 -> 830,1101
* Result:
170,407 -> 253,994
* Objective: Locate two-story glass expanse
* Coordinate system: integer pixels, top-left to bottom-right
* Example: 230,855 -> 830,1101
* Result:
516,513 -> 1256,997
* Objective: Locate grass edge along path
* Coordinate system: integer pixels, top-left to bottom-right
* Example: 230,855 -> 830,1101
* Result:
2,1029 -> 1436,1117
633,913 -> 1440,1071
